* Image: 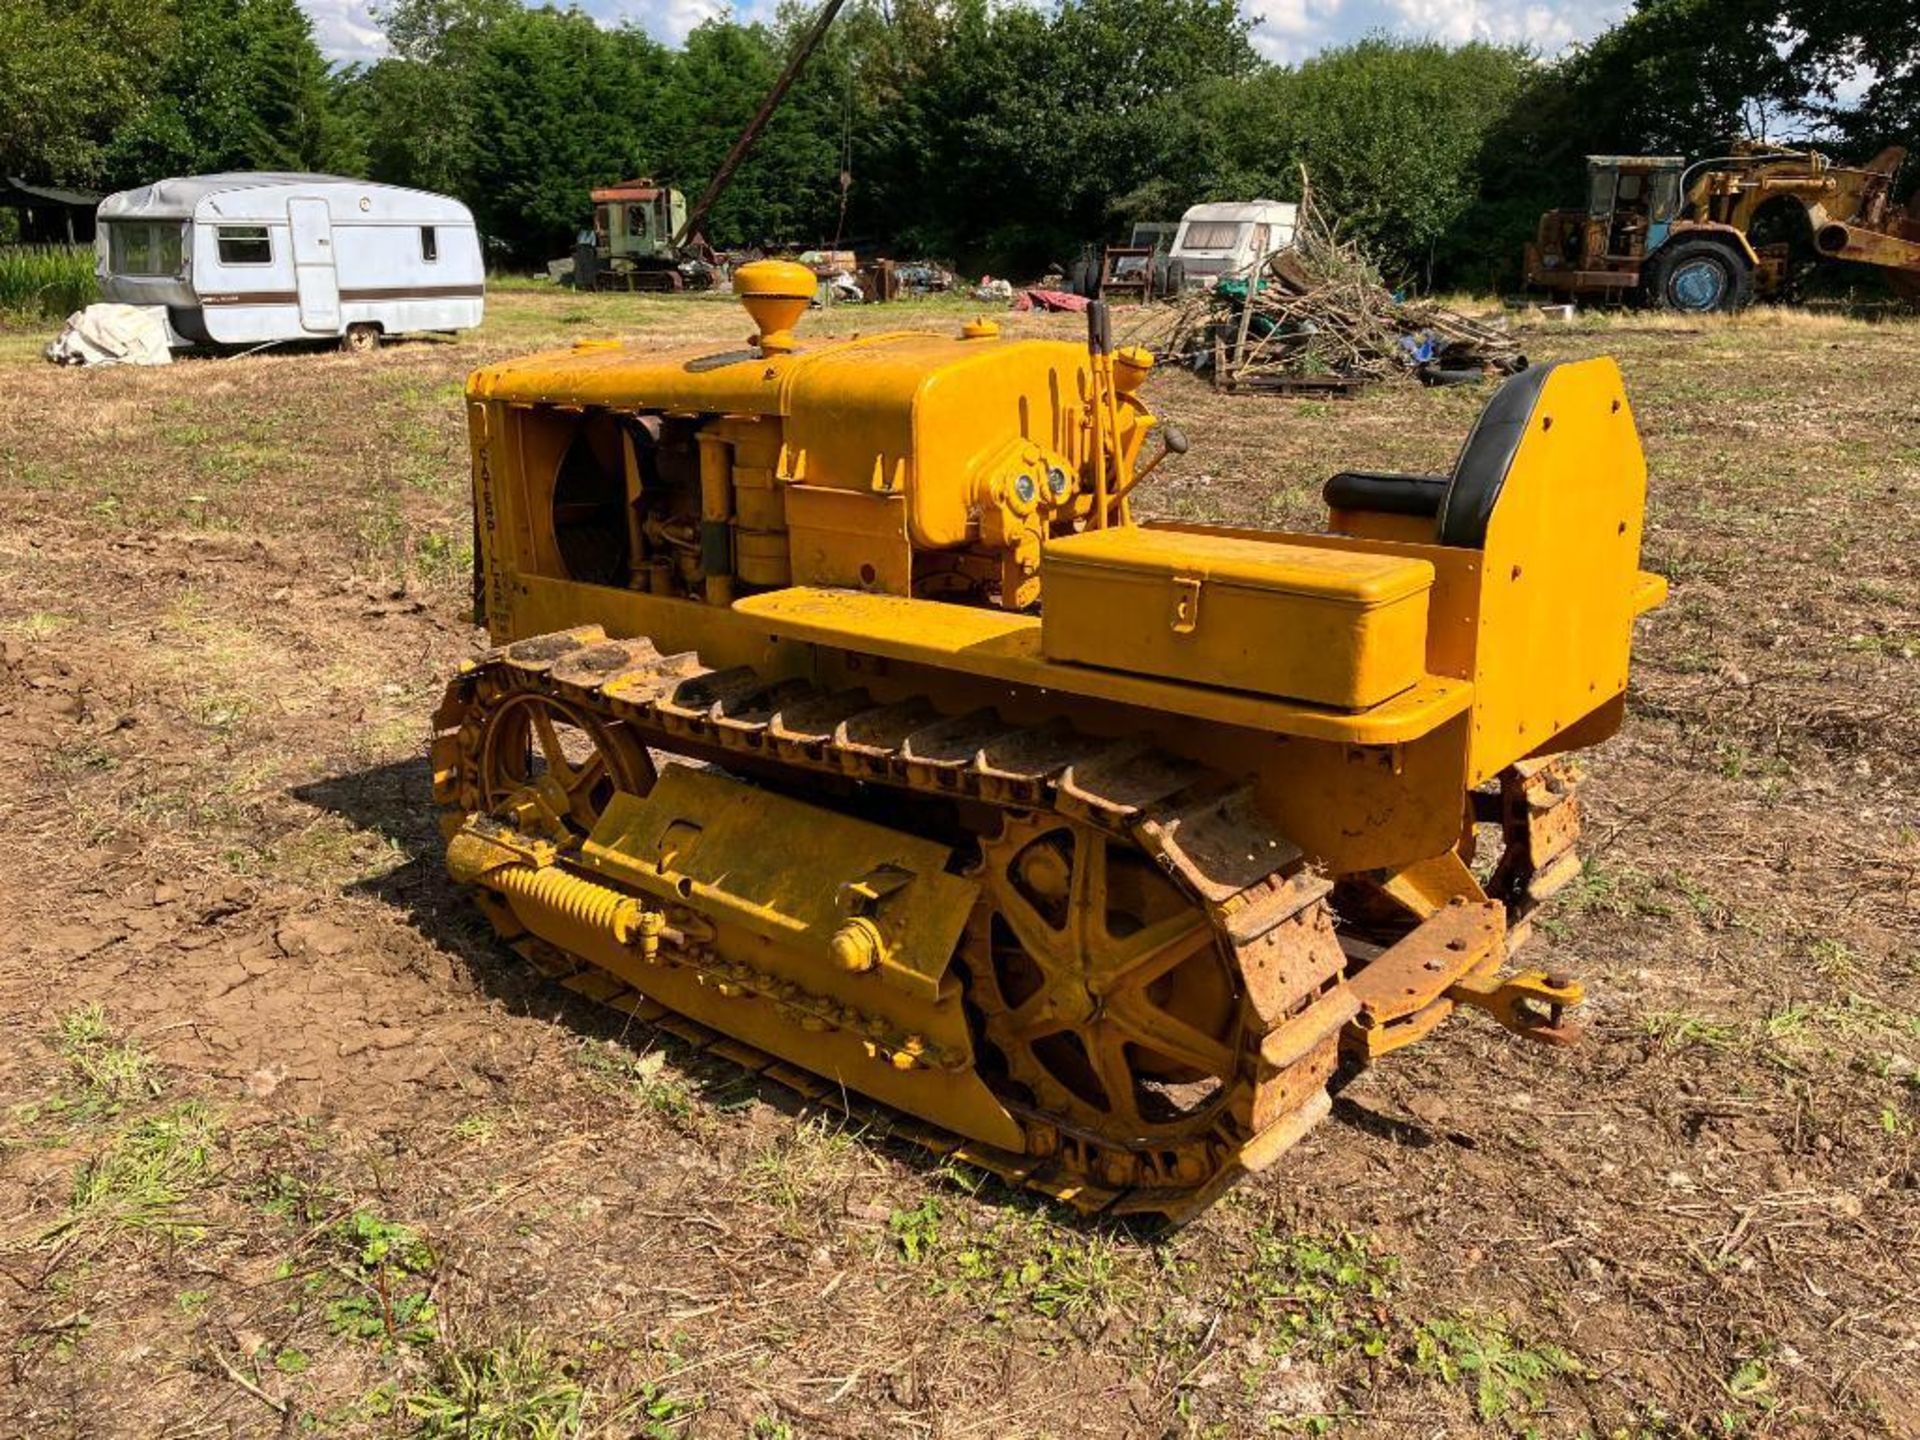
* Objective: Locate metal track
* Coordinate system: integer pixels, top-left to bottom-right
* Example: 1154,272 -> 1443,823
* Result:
432,625 -> 1359,1219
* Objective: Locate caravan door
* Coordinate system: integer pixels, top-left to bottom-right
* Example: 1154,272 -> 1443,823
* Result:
287,198 -> 340,332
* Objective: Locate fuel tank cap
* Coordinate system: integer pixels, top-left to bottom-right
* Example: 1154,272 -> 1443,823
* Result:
734,259 -> 816,355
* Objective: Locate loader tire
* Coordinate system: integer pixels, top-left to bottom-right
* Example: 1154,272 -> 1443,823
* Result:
1646,239 -> 1752,313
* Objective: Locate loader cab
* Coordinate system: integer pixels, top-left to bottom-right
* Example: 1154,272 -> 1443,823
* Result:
1586,157 -> 1684,262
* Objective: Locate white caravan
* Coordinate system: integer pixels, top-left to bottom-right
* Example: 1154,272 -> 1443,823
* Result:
1167,199 -> 1299,287
95,173 -> 484,349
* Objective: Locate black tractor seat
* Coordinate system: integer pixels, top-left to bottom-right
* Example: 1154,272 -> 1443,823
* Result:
1322,360 -> 1555,548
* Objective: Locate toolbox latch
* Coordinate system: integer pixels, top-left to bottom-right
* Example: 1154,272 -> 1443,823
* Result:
1169,574 -> 1203,635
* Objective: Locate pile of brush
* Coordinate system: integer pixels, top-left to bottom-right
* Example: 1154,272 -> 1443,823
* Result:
1133,180 -> 1524,396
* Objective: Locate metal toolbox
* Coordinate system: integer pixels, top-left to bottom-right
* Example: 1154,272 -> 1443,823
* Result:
1040,526 -> 1434,709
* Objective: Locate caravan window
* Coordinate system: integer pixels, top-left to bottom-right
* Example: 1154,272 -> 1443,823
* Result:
421,226 -> 438,262
1181,221 -> 1242,250
108,222 -> 185,277
216,226 -> 272,265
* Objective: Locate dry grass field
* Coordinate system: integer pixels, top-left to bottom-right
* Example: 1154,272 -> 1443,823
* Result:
1,286 -> 1916,1438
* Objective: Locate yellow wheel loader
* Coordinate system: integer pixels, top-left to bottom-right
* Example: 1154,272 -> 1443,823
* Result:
432,261 -> 1666,1217
1525,143 -> 1920,312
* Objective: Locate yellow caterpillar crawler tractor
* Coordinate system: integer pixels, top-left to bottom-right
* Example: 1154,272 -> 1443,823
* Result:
432,262 -> 1666,1217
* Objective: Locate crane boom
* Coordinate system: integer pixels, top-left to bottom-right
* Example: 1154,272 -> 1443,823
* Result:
673,0 -> 850,250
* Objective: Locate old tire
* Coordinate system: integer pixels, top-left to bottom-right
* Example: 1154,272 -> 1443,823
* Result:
341,322 -> 382,354
1646,240 -> 1752,313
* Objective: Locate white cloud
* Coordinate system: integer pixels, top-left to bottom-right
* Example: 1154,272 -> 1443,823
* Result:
526,0 -> 784,44
306,0 -> 388,63
1249,0 -> 1627,63
304,0 -> 1628,66
1248,0 -> 1345,61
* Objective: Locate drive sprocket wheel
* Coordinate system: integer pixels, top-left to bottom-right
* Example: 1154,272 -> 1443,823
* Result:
458,678 -> 656,836
967,811 -> 1250,1183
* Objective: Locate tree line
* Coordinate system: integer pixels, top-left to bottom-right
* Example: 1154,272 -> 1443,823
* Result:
3,0 -> 1914,287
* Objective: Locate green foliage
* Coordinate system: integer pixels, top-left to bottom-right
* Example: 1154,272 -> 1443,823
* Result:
1162,39 -> 1538,285
103,0 -> 362,184
5,0 -> 1915,288
406,1331 -> 589,1438
464,7 -> 672,264
651,16 -> 836,247
743,1115 -> 858,1214
874,0 -> 1260,271
336,1208 -> 437,1274
314,1209 -> 439,1349
0,0 -> 176,184
889,1196 -> 941,1263
1413,1315 -> 1581,1426
889,1198 -> 1131,1321
52,1003 -> 159,1113
1234,1227 -> 1397,1360
51,1102 -> 220,1242
406,1330 -> 696,1439
947,1215 -> 1130,1320
1641,1011 -> 1742,1050
0,246 -> 100,322
1552,0 -> 1917,160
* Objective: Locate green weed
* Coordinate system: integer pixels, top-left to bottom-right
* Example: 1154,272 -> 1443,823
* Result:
50,1102 -> 219,1242
8,611 -> 70,640
892,1201 -> 1131,1321
1809,937 -> 1861,982
889,1197 -> 942,1263
1412,1315 -> 1581,1426
1562,861 -> 1657,918
577,1044 -> 707,1135
1641,1012 -> 1741,1051
336,1208 -> 436,1274
256,1168 -> 339,1224
407,1330 -> 696,1439
1235,1228 -> 1397,1361
414,528 -> 473,586
744,1116 -> 859,1215
453,1112 -> 499,1145
54,1004 -> 160,1114
407,1331 -> 588,1438
949,1216 -> 1130,1319
314,1209 -> 438,1349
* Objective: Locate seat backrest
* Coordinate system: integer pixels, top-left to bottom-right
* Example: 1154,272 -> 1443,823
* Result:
1434,360 -> 1560,547
1321,361 -> 1563,548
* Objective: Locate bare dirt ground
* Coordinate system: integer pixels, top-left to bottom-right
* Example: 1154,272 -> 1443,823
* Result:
1,287 -> 1915,1439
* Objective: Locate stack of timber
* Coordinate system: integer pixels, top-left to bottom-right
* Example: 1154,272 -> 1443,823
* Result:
1136,184 -> 1525,397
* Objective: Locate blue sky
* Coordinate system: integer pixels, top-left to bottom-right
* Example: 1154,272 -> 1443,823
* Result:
303,0 -> 1631,67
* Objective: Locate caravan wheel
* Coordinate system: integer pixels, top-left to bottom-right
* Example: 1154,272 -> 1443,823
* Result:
342,323 -> 382,355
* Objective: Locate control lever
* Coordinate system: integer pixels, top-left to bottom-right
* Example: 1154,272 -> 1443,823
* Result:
1125,423 -> 1190,490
